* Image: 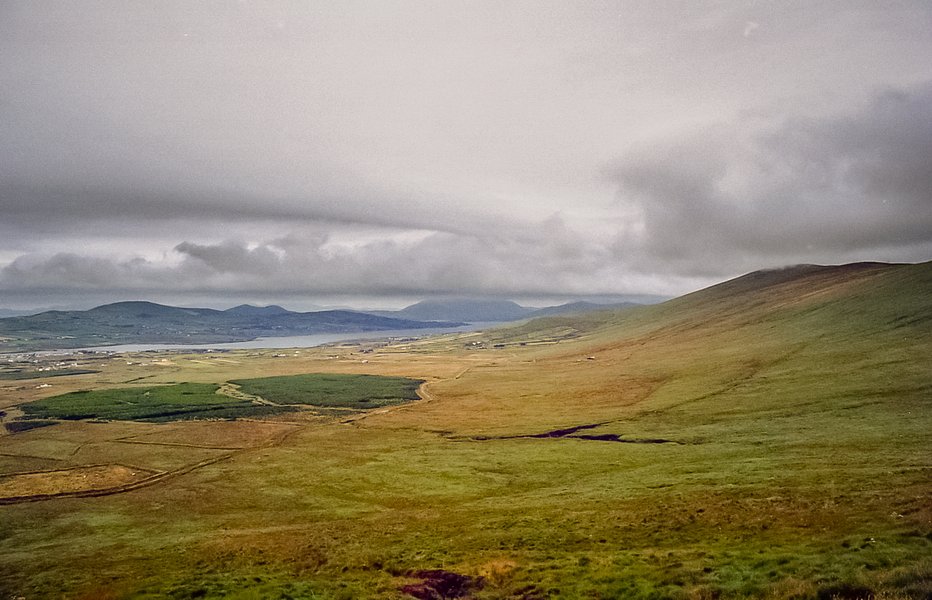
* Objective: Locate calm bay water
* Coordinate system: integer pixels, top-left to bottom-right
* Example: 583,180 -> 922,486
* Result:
62,323 -> 499,354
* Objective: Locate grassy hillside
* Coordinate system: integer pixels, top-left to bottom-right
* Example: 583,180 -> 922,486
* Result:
0,262 -> 929,599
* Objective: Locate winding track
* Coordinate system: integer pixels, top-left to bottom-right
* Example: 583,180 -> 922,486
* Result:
0,419 -> 303,505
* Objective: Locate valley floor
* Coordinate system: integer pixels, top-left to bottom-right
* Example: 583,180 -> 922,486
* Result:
1,263 -> 930,599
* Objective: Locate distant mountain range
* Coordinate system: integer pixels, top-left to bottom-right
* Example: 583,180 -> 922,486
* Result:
0,308 -> 41,318
0,298 -> 638,352
370,298 -> 638,322
0,301 -> 464,352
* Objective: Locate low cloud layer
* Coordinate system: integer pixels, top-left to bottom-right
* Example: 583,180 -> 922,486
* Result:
607,82 -> 932,275
0,216 -> 637,299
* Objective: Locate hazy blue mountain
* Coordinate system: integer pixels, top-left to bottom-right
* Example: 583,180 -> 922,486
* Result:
0,302 -> 463,352
525,301 -> 639,318
223,304 -> 291,316
377,299 -> 535,322
0,308 -> 41,318
371,298 -> 640,323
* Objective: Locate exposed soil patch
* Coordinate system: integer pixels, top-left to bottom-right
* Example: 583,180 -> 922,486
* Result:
0,415 -> 303,504
0,464 -> 157,499
574,433 -> 682,444
572,433 -> 622,442
400,569 -> 483,599
4,420 -> 58,434
528,423 -> 604,438
816,583 -> 875,600
469,421 -> 611,441
0,454 -> 231,504
456,421 -> 684,445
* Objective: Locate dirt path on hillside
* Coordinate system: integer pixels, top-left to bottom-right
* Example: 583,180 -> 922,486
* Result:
0,454 -> 233,505
216,382 -> 278,406
1,419 -> 304,505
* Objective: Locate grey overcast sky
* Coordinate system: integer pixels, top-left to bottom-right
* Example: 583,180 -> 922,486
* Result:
1,1 -> 931,310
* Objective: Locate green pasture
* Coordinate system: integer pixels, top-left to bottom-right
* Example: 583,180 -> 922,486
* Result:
0,368 -> 99,381
17,373 -> 424,423
20,383 -> 292,422
230,373 -> 423,408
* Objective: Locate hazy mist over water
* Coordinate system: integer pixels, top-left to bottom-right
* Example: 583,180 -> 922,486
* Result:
37,323 -> 499,355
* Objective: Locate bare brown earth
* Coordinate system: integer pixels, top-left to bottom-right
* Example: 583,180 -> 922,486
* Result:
0,464 -> 156,499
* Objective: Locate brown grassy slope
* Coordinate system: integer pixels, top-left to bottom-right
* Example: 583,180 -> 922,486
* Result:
0,261 -> 929,599
373,261 -> 931,437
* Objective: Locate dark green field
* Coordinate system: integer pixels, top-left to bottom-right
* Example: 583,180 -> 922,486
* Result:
20,383 -> 292,422
0,301 -> 463,352
231,373 -> 423,408
18,373 -> 423,423
0,368 -> 99,381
